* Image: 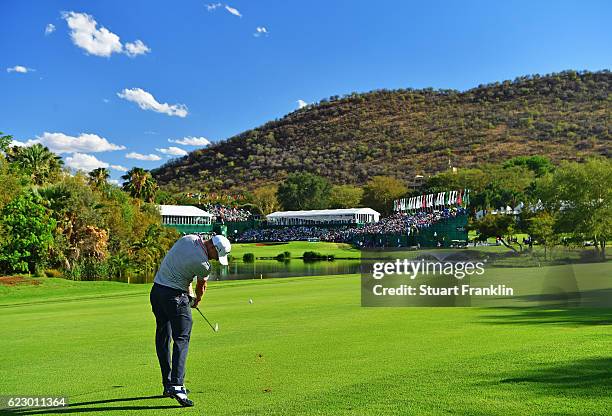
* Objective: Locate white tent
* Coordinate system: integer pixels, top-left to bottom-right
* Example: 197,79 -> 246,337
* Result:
158,205 -> 213,225
266,208 -> 380,226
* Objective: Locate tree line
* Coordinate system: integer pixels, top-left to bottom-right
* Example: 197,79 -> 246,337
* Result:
253,155 -> 610,260
0,133 -> 177,279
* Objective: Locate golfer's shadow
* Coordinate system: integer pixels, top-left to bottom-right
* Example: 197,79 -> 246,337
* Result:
2,395 -> 180,415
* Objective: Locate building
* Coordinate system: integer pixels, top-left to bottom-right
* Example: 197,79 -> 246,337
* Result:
159,205 -> 214,234
266,208 -> 380,226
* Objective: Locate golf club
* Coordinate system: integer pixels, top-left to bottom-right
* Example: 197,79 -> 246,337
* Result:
195,307 -> 219,333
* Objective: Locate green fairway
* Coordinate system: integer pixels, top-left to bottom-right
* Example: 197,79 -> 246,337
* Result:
1,268 -> 611,415
231,241 -> 361,259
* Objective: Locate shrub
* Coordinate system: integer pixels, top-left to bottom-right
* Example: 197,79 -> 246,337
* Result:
243,253 -> 255,263
275,252 -> 290,262
303,251 -> 334,261
45,269 -> 62,278
66,258 -> 109,281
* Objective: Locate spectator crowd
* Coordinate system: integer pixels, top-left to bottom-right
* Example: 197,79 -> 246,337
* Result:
237,208 -> 466,243
203,203 -> 253,222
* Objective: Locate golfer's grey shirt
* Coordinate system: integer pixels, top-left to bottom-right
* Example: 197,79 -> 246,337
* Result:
154,235 -> 211,292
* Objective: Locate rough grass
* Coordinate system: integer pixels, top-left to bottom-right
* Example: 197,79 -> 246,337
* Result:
0,267 -> 610,415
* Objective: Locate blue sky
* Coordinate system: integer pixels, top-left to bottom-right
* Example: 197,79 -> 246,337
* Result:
1,0 -> 610,183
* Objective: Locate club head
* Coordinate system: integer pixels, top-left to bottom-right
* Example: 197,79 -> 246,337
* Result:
214,323 -> 219,332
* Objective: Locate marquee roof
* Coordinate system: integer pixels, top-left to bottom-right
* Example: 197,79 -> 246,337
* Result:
159,205 -> 213,217
267,208 -> 379,218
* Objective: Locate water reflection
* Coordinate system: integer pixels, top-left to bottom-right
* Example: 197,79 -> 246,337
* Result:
120,259 -> 361,284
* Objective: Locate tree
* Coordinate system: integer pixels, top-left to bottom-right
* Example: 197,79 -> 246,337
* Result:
362,176 -> 407,215
488,165 -> 535,208
539,158 -> 611,260
88,168 -> 110,189
474,214 -> 517,252
528,211 -> 556,260
251,184 -> 281,215
6,143 -> 64,185
277,172 -> 331,211
130,223 -> 176,277
328,185 -> 363,209
0,192 -> 56,274
0,155 -> 24,209
426,168 -> 488,194
37,175 -> 105,270
504,155 -> 554,177
122,168 -> 158,202
0,132 -> 13,153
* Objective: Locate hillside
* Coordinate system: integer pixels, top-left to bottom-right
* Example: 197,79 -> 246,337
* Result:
152,70 -> 611,192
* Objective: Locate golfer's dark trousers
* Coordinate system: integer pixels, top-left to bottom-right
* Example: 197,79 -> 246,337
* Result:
150,282 -> 193,387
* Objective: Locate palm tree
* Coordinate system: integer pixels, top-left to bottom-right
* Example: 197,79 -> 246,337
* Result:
6,143 -> 64,185
131,224 -> 164,278
109,253 -> 132,282
88,167 -> 110,189
122,167 -> 158,202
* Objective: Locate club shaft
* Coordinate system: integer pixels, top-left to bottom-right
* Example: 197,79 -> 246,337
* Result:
195,307 -> 216,332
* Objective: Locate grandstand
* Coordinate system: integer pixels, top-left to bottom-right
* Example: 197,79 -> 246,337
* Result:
159,205 -> 214,234
161,190 -> 470,248
237,189 -> 470,248
266,208 -> 380,226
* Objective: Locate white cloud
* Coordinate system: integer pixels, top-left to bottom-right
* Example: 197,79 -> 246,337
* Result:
108,179 -> 120,185
124,40 -> 150,57
22,132 -> 126,154
297,99 -> 308,109
125,152 -> 161,161
254,26 -> 268,37
102,98 -> 110,103
117,88 -> 188,117
45,23 -> 56,35
225,5 -> 242,17
206,3 -> 222,11
156,146 -> 188,156
64,153 -> 109,172
7,65 -> 33,73
10,139 -> 26,147
62,11 -> 150,58
110,164 -> 128,172
168,136 -> 211,146
62,12 -> 122,57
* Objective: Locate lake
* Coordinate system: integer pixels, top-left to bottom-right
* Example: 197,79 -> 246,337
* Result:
124,259 -> 362,283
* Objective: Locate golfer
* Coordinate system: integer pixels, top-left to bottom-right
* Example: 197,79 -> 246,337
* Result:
149,234 -> 231,407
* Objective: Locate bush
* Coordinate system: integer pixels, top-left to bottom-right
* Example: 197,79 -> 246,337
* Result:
303,251 -> 334,261
45,269 -> 62,278
0,192 -> 56,274
66,258 -> 109,281
82,259 -> 109,281
64,263 -> 82,281
275,252 -> 291,262
243,253 -> 255,263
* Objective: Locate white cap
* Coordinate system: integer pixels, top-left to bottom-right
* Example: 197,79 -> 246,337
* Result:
211,235 -> 231,266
